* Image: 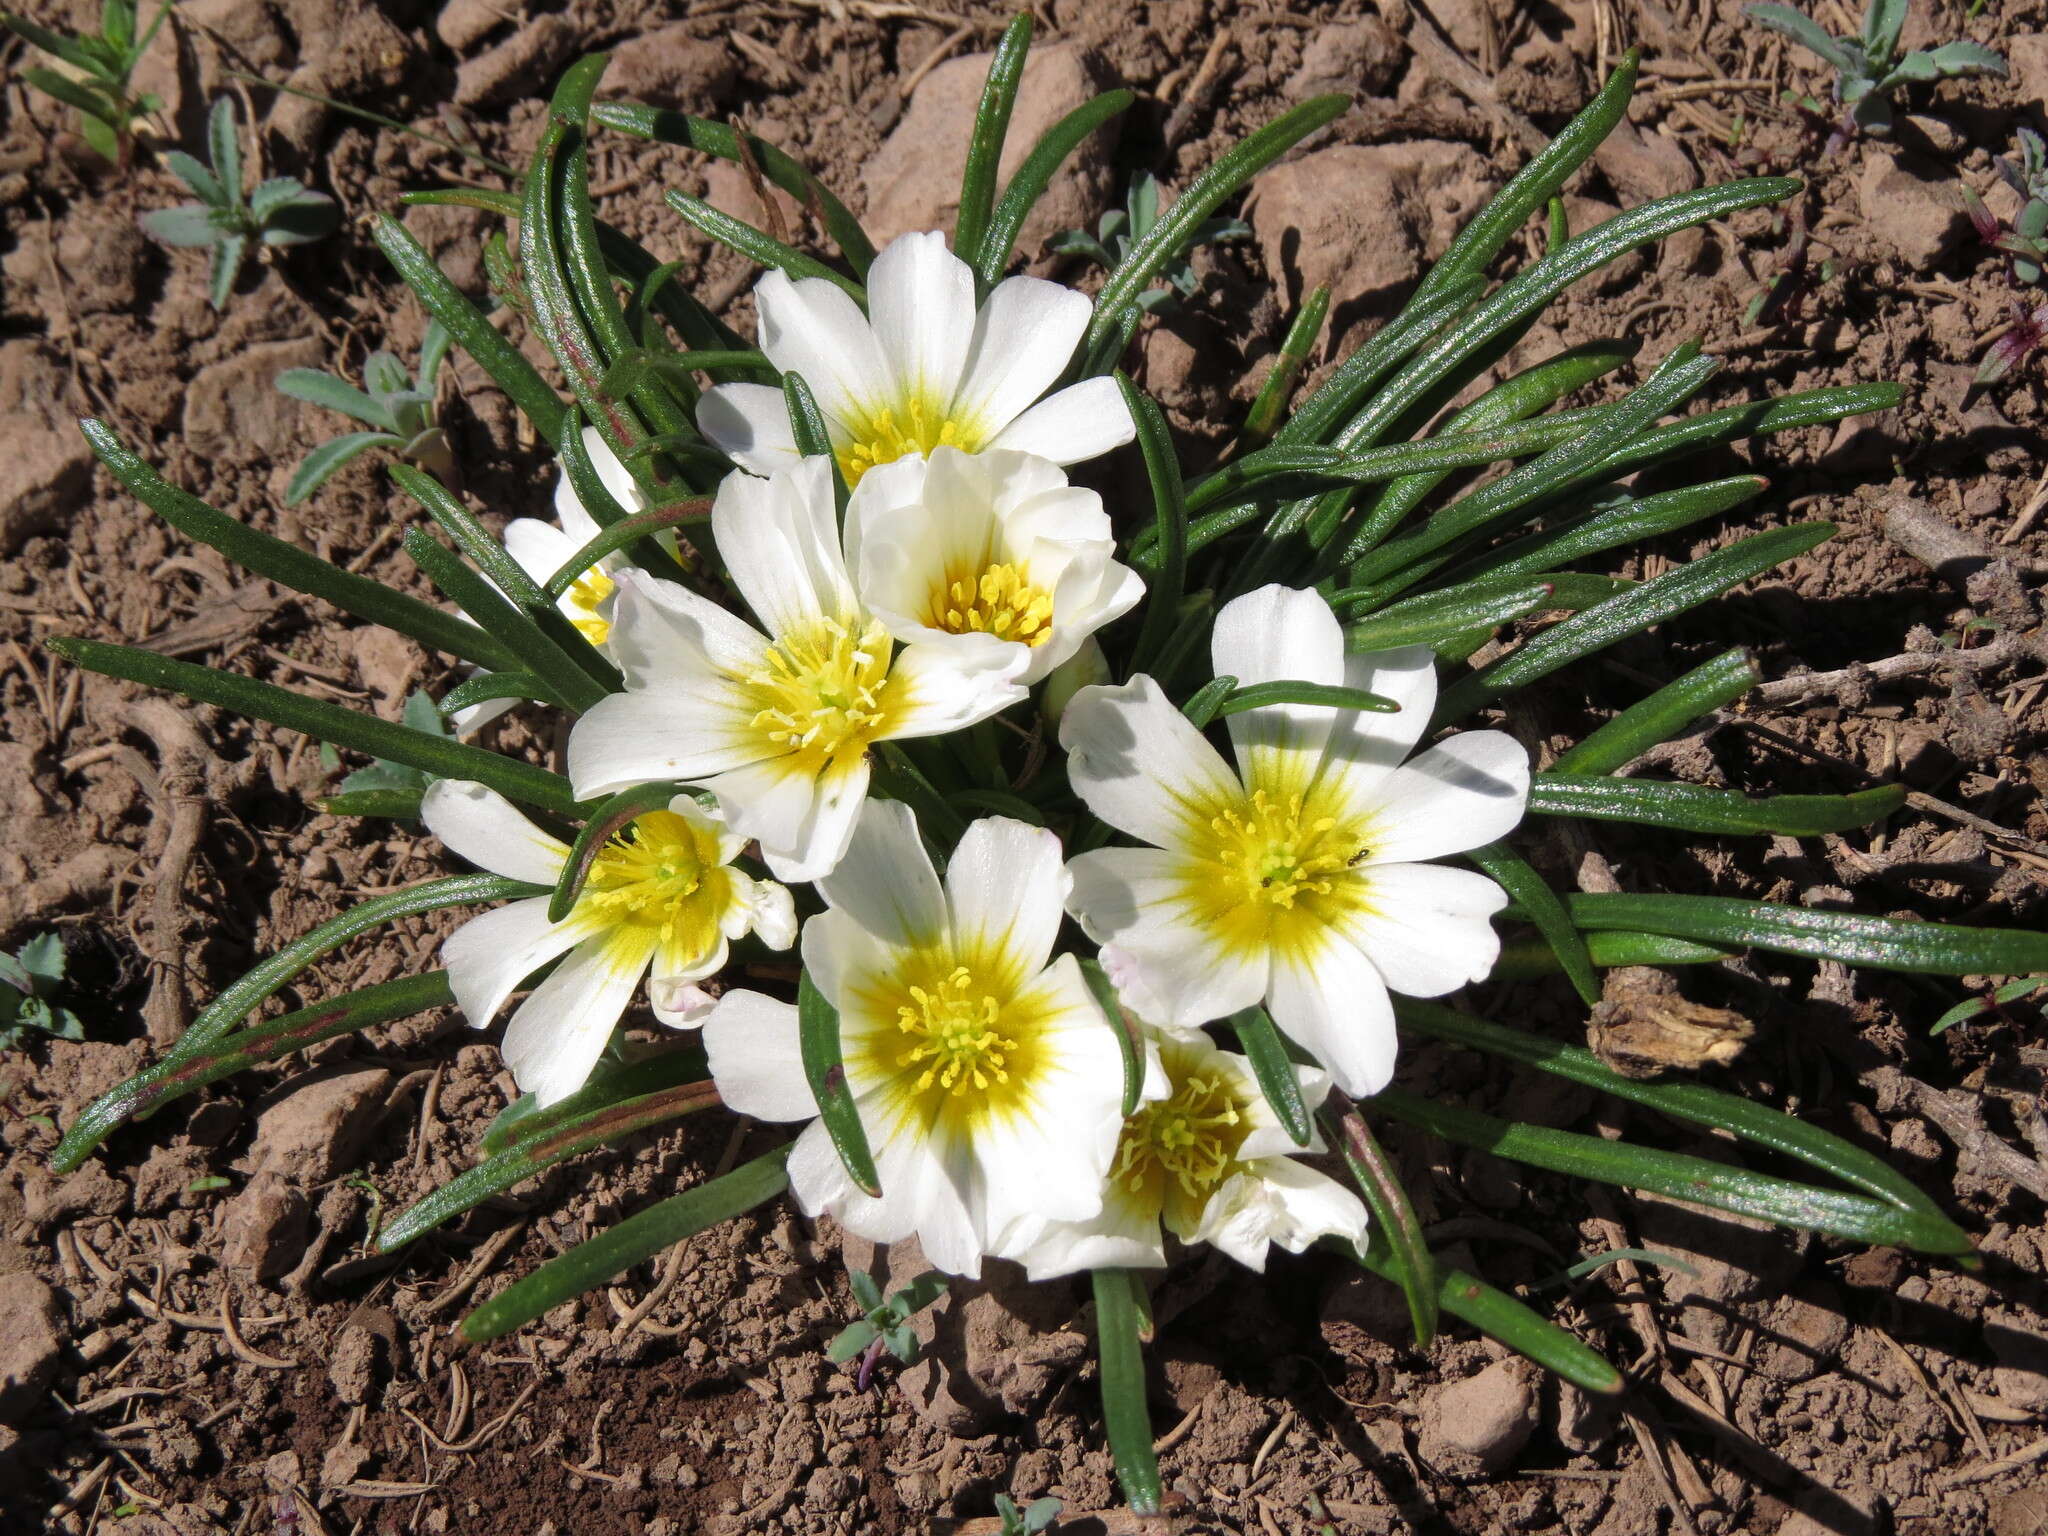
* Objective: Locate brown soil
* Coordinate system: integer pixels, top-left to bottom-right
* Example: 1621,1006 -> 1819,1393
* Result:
2,0 -> 2046,1532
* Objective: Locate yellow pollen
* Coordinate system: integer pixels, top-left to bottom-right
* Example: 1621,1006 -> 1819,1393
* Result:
893,965 -> 1017,1096
1110,1049 -> 1254,1232
838,392 -> 983,485
573,808 -> 729,959
743,617 -> 896,766
1209,788 -> 1359,911
927,561 -> 1054,647
565,568 -> 615,646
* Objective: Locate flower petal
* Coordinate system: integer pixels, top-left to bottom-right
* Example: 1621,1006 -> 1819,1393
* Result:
605,568 -> 769,684
1211,584 -> 1347,793
1353,730 -> 1531,864
568,681 -> 766,800
866,231 -> 975,413
753,268 -> 892,425
1191,1159 -> 1370,1271
702,988 -> 815,1121
952,274 -> 1094,435
944,815 -> 1068,986
1065,847 -> 1267,1029
999,1185 -> 1168,1281
501,518 -> 581,593
986,374 -> 1136,464
421,780 -> 568,885
713,456 -> 858,638
442,897 -> 595,1035
696,754 -> 873,883
1266,935 -> 1397,1098
500,927 -> 657,1106
814,795 -> 946,949
1060,674 -> 1241,849
1321,644 -> 1441,796
554,425 -> 645,539
879,636 -> 1029,742
1339,861 -> 1508,997
696,381 -> 800,476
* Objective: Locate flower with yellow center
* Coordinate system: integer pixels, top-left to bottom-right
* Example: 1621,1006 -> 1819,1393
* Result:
452,428 -> 644,734
420,779 -> 795,1107
567,456 -> 1028,881
700,801 -> 1128,1278
846,447 -> 1144,686
1000,1025 -> 1369,1278
1061,585 -> 1530,1098
695,232 -> 1135,486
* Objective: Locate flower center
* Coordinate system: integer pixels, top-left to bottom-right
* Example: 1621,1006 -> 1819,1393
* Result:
838,392 -> 983,485
1210,788 -> 1362,910
744,616 -> 896,765
576,808 -> 722,949
926,561 -> 1054,647
894,965 -> 1017,1096
565,569 -> 615,646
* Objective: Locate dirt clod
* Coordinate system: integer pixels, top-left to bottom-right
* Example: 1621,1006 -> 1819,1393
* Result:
242,1065 -> 392,1183
1418,1357 -> 1539,1477
0,1271 -> 64,1425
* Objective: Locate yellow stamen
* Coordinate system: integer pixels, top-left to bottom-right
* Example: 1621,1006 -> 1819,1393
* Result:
574,807 -> 735,969
926,561 -> 1054,648
855,951 -> 1050,1138
1180,784 -> 1374,961
741,616 -> 898,769
1109,1042 -> 1254,1233
894,966 -> 1017,1096
837,391 -> 986,485
565,568 -> 615,646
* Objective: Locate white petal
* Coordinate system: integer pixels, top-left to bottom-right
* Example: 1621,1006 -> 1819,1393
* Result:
1338,861 -> 1508,997
944,816 -> 1067,985
866,232 -> 975,413
879,637 -> 1029,741
421,780 -> 568,885
798,907 -> 900,1029
500,928 -> 657,1107
952,274 -> 1094,435
568,682 -> 766,799
501,518 -> 582,592
647,979 -> 718,1025
697,754 -> 872,883
753,269 -> 892,425
702,988 -> 814,1121
696,382 -> 801,476
999,1186 -> 1168,1281
1192,1160 -> 1370,1271
554,426 -> 645,537
986,375 -> 1137,464
1322,645 -> 1442,795
605,568 -> 769,684
1353,730 -> 1531,864
712,456 -> 858,637
1064,847 -> 1267,1029
1211,584 -> 1347,793
1267,937 -> 1398,1097
441,897 -> 593,1032
814,796 -> 946,948
841,452 -> 940,618
1060,674 -> 1241,849
737,875 -> 799,951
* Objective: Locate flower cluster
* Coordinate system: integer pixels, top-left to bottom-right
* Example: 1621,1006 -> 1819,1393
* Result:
430,233 -> 1532,1280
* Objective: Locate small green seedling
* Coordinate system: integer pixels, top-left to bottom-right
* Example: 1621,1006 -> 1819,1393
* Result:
277,320 -> 456,504
2,0 -> 171,163
1050,171 -> 1249,314
1931,975 -> 2048,1034
826,1268 -> 948,1386
139,97 -> 340,310
993,1494 -> 1064,1536
1961,130 -> 2048,383
0,933 -> 82,1049
1744,0 -> 2005,139
316,690 -> 447,820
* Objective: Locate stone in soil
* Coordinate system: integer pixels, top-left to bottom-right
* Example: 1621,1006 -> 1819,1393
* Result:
1416,1357 -> 1539,1478
0,414 -> 95,556
0,1271 -> 65,1425
221,1171 -> 310,1278
863,42 -> 1120,260
241,1064 -> 392,1184
1857,149 -> 1972,272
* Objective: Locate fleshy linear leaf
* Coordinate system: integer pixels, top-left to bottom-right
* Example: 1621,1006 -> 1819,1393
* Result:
1078,959 -> 1145,1119
665,189 -> 866,301
1123,375 -> 1185,675
979,90 -> 1135,284
1229,1006 -> 1312,1146
1213,680 -> 1399,718
1090,1268 -> 1162,1514
1549,648 -> 1759,775
799,972 -> 883,1198
1528,776 -> 1906,836
460,1146 -> 792,1342
1328,1103 -> 1438,1344
1465,841 -> 1599,1007
955,12 -> 1033,276
547,781 -> 679,923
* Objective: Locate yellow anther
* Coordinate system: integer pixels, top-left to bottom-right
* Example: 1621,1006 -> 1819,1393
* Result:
927,561 -> 1055,647
742,616 -> 897,765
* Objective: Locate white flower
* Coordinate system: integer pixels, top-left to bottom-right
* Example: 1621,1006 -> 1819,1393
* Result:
846,446 -> 1144,686
701,800 -> 1127,1278
1060,584 -> 1530,1098
451,428 -> 645,733
420,778 -> 795,1106
696,231 -> 1135,485
1000,1024 -> 1368,1279
567,456 -> 1028,882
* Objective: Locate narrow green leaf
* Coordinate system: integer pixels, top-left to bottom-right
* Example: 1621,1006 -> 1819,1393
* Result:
382,1053 -> 718,1250
1179,674 -> 1237,730
1393,997 -> 1962,1233
1228,1005 -> 1312,1146
1242,283 -> 1330,447
1338,579 -> 1552,651
207,96 -> 241,207
374,214 -> 564,441
979,90 -> 1135,283
556,406 -> 695,583
402,530 -> 613,713
1274,277 -> 1488,452
782,370 -> 834,459
1085,94 -> 1350,359
283,431 -> 400,506
1338,1239 -> 1624,1395
1090,1268 -> 1162,1514
664,189 -> 865,301
1492,930 -> 1736,977
1215,680 -> 1399,718
1079,959 -> 1145,1119
799,972 -> 883,1197
542,499 -> 713,598
1374,1088 -> 1971,1253
44,637 -> 581,817
1435,523 -> 1833,722
436,671 -> 545,717
1550,648 -> 1760,776
1529,777 -> 1907,836
4,14 -> 99,70
548,781 -> 678,923
1327,1103 -> 1438,1344
1588,382 -> 1903,484
1123,376 -> 1184,675
27,65 -> 119,126
460,1147 -> 792,1342
956,13 -> 1033,275
52,973 -> 453,1173
1465,841 -> 1599,1007
318,786 -> 426,819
